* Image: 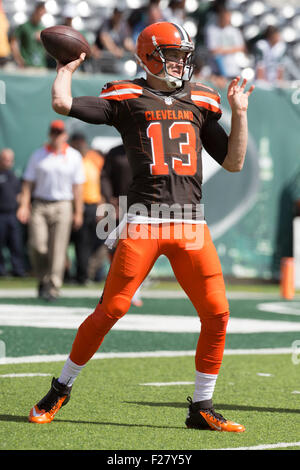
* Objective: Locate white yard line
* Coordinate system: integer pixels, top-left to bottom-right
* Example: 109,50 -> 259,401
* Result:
0,373 -> 51,378
0,288 -> 290,299
1,305 -> 300,333
0,347 -> 294,365
219,441 -> 300,450
140,381 -> 194,386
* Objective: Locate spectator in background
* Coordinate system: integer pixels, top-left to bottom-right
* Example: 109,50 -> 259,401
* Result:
94,7 -> 135,59
69,132 -> 105,285
205,5 -> 245,80
102,144 -> 133,210
164,0 -> 186,25
61,4 -> 89,40
128,0 -> 164,43
0,148 -> 25,277
59,4 -> 92,73
17,120 -> 85,301
0,0 -> 11,66
192,47 -> 228,89
255,26 -> 286,84
101,143 -> 144,306
61,4 -> 77,28
45,4 -> 80,69
10,2 -> 47,68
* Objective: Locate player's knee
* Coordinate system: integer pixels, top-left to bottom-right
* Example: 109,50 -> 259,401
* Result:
198,292 -> 229,333
101,295 -> 130,320
202,311 -> 229,334
202,291 -> 229,316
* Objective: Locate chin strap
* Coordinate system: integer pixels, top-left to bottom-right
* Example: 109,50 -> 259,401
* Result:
165,75 -> 182,89
135,54 -> 183,89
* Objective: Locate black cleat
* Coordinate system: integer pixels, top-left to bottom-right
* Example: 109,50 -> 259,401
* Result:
185,396 -> 245,432
29,377 -> 72,423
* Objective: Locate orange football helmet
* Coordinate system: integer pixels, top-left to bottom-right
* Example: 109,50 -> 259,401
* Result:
136,22 -> 194,88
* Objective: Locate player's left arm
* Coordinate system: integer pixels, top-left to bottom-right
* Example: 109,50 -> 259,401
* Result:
222,77 -> 255,172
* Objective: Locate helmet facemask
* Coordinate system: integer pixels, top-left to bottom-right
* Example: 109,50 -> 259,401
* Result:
152,46 -> 194,89
136,44 -> 194,89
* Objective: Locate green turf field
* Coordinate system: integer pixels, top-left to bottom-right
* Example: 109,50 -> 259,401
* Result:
0,280 -> 300,452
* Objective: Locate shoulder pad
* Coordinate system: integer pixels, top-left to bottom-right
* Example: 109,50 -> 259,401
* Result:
99,80 -> 143,101
190,82 -> 221,115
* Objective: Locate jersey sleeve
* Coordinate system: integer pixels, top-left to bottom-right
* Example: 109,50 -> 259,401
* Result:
191,83 -> 222,121
190,82 -> 227,164
99,80 -> 143,101
69,80 -> 143,126
201,118 -> 228,165
69,95 -> 116,125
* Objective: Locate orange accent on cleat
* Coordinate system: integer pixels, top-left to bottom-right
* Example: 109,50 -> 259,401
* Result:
199,410 -> 245,433
28,396 -> 67,424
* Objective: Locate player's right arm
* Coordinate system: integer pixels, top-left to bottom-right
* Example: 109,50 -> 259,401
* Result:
51,53 -> 86,115
52,53 -> 115,125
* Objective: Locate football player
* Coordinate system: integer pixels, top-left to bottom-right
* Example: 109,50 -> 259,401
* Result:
29,22 -> 254,431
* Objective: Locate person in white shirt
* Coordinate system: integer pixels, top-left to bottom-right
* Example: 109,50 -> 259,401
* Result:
205,6 -> 245,79
163,0 -> 186,25
255,26 -> 286,84
17,120 -> 85,300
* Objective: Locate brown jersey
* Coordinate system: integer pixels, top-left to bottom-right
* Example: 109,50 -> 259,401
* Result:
69,77 -> 227,220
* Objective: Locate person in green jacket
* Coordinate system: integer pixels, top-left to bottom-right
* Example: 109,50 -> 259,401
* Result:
10,2 -> 47,68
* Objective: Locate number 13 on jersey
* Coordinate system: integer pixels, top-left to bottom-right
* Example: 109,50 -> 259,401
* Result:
147,121 -> 197,176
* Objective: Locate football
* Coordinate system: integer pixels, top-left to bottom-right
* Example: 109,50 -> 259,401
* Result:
41,25 -> 91,65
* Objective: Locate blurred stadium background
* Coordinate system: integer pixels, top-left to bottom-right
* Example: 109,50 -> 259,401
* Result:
2,0 -> 300,78
1,0 -> 300,287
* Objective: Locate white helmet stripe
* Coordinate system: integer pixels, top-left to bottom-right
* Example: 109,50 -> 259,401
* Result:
172,22 -> 189,43
151,35 -> 158,47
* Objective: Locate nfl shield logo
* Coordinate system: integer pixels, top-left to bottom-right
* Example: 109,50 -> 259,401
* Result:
164,97 -> 173,105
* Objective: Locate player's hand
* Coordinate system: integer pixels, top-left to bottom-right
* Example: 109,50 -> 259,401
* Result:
227,76 -> 255,113
56,52 -> 86,74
